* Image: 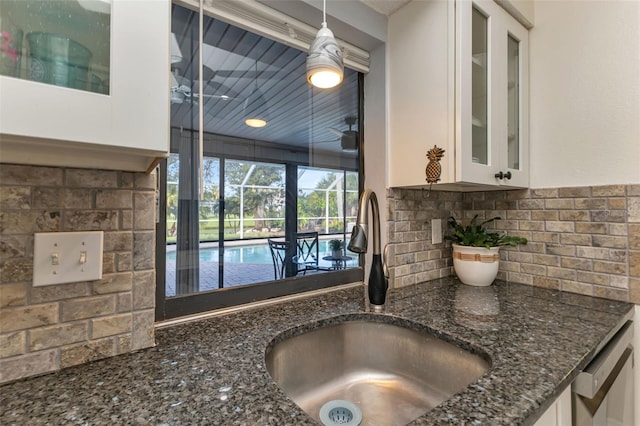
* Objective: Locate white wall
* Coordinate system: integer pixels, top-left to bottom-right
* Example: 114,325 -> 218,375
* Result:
529,0 -> 640,189
363,43 -> 388,286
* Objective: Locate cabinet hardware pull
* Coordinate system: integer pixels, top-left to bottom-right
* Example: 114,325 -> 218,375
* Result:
494,171 -> 512,180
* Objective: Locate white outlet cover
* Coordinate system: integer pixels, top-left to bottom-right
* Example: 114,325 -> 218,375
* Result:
33,231 -> 104,287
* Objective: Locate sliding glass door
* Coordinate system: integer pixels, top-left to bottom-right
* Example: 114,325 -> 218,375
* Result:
222,160 -> 286,285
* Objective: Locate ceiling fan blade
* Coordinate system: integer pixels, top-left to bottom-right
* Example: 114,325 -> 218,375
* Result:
212,70 -> 281,79
171,73 -> 243,104
194,93 -> 240,101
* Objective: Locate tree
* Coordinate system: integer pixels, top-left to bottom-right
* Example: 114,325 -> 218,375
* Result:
297,171 -> 354,232
200,158 -> 220,219
166,154 -> 180,237
298,170 -> 358,232
224,161 -> 285,232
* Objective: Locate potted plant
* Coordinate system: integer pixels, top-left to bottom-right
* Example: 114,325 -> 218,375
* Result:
328,239 -> 344,258
445,215 -> 527,286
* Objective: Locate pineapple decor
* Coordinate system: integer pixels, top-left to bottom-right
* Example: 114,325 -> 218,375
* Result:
425,145 -> 445,185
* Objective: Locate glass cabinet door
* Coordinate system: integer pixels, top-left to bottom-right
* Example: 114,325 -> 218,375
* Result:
0,0 -> 110,94
507,34 -> 520,170
503,14 -> 529,187
0,0 -> 169,172
471,7 -> 488,166
458,0 -> 528,187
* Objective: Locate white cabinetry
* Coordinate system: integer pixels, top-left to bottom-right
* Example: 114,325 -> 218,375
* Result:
388,0 -> 529,190
533,386 -> 572,426
0,1 -> 170,172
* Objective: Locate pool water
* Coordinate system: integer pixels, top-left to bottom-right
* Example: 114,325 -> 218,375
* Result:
166,240 -> 349,264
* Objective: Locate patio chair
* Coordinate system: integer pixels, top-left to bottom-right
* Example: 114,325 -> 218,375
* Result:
294,232 -> 320,275
268,239 -> 290,280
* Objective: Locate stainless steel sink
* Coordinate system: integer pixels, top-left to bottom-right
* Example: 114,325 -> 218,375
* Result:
265,317 -> 490,426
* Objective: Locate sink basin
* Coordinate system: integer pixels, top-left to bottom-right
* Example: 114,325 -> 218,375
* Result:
265,316 -> 490,426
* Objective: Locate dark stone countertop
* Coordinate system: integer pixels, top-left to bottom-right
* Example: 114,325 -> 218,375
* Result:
0,278 -> 634,425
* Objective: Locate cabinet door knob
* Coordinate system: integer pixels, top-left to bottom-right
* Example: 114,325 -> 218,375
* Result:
494,171 -> 512,180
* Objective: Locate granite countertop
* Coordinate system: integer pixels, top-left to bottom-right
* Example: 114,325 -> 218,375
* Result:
0,278 -> 633,425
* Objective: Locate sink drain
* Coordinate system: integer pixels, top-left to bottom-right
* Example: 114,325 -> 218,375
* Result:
319,400 -> 362,426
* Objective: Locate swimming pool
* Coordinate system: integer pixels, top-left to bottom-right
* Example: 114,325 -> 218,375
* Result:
165,239 -> 357,296
166,240 -> 353,265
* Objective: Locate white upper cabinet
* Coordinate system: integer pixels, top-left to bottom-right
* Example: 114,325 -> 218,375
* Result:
0,0 -> 170,172
388,0 -> 529,190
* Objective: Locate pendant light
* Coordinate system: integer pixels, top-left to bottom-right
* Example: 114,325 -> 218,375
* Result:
243,61 -> 268,128
306,0 -> 343,89
170,33 -> 183,64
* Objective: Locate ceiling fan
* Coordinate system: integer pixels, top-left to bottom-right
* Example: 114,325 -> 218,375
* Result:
170,72 -> 240,105
323,116 -> 359,151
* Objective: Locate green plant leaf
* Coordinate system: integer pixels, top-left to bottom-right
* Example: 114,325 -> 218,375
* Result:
444,215 -> 527,248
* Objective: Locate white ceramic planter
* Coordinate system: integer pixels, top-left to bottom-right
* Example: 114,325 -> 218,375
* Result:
452,244 -> 500,287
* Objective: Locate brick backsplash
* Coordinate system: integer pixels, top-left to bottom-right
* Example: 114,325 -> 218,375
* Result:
0,164 -> 156,384
385,188 -> 463,288
386,185 -> 640,304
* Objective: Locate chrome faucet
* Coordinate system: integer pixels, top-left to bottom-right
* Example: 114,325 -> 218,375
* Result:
348,189 -> 388,312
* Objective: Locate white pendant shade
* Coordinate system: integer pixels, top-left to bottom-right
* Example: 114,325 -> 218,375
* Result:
307,22 -> 343,89
171,33 -> 183,64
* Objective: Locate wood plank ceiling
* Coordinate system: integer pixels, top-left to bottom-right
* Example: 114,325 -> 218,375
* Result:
170,4 -> 360,156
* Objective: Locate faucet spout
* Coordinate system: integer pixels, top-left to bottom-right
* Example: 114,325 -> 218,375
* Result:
348,189 -> 388,310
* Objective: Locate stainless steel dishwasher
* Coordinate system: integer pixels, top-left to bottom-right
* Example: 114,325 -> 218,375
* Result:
572,320 -> 634,426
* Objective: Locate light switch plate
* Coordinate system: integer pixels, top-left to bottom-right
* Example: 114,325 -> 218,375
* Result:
432,219 -> 443,244
33,231 -> 103,287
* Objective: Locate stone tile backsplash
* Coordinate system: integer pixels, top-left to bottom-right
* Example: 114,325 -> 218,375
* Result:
386,185 -> 640,304
0,164 -> 156,384
385,188 -> 463,288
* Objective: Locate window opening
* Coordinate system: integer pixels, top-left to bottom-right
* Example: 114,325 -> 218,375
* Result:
157,3 -> 363,319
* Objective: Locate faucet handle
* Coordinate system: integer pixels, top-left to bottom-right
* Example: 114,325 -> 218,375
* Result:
383,243 -> 390,279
